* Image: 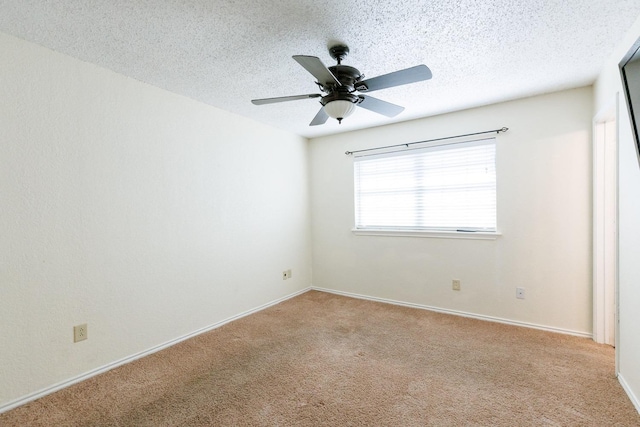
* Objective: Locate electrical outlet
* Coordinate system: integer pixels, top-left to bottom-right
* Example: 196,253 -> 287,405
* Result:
452,280 -> 461,291
282,270 -> 290,280
287,269 -> 292,279
516,287 -> 525,299
74,324 -> 88,342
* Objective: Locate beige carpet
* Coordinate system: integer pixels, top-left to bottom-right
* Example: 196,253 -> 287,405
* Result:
2,290 -> 639,426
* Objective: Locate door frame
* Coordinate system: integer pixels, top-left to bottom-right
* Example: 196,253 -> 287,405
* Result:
592,94 -> 620,372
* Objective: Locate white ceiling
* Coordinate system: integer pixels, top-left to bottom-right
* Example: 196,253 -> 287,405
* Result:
1,1 -> 639,138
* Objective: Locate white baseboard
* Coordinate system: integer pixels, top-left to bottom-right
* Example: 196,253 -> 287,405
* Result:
619,374 -> 640,415
311,286 -> 592,338
0,287 -> 311,415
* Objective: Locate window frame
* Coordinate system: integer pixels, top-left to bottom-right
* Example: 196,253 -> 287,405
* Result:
352,137 -> 500,239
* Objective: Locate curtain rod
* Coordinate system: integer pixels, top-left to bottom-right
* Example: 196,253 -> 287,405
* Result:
344,127 -> 509,156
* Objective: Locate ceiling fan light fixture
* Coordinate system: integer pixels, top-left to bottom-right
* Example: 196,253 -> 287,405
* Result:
323,99 -> 357,123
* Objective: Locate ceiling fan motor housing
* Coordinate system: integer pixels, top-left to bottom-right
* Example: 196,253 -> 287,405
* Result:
327,65 -> 362,89
321,64 -> 364,106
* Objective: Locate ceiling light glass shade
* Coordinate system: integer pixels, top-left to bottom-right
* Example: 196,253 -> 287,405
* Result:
324,100 -> 357,120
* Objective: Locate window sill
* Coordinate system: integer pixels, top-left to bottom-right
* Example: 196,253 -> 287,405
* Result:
351,228 -> 501,240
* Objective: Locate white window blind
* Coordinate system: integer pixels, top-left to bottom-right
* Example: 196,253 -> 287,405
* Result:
354,137 -> 496,231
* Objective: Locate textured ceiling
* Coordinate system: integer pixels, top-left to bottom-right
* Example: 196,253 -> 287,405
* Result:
1,1 -> 640,138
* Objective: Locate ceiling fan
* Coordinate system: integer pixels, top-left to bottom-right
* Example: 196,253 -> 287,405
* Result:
251,45 -> 432,126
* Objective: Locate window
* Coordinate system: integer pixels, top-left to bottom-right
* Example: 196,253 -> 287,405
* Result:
354,137 -> 496,232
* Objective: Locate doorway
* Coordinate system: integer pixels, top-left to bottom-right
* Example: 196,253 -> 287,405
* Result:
593,98 -> 618,355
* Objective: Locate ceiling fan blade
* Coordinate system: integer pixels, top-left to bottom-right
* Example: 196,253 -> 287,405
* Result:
356,65 -> 432,92
310,107 -> 329,126
293,55 -> 341,87
357,95 -> 405,117
252,93 -> 321,105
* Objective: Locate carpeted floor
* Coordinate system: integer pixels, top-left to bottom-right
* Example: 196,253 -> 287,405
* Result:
2,290 -> 639,426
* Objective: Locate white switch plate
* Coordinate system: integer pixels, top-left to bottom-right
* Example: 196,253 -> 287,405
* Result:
516,287 -> 525,299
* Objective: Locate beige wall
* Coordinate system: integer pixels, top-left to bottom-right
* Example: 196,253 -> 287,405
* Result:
0,32 -> 311,408
594,14 -> 640,413
310,87 -> 593,335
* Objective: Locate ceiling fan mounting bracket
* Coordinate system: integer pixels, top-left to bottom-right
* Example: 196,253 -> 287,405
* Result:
329,45 -> 350,64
